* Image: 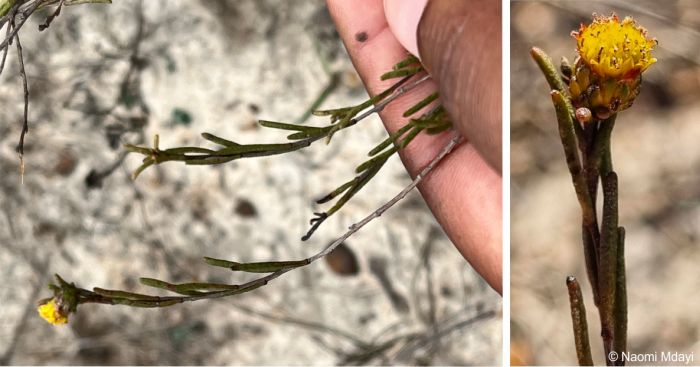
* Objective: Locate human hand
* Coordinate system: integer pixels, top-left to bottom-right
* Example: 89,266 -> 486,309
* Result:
326,0 -> 502,293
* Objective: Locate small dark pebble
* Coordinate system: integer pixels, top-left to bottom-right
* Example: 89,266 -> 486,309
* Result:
235,198 -> 258,218
248,103 -> 260,114
325,242 -> 359,276
54,148 -> 78,176
85,169 -> 102,189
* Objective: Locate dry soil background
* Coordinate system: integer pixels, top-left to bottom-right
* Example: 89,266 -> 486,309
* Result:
0,0 -> 501,365
511,1 -> 700,365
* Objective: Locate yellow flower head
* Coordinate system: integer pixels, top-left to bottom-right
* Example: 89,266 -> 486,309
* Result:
38,299 -> 69,325
572,14 -> 657,79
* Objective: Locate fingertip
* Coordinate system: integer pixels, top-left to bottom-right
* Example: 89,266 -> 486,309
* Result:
383,0 -> 427,58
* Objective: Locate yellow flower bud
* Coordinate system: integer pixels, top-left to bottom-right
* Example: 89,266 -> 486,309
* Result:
37,299 -> 69,325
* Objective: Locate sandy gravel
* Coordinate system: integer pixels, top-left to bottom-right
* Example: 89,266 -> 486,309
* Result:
0,0 -> 501,365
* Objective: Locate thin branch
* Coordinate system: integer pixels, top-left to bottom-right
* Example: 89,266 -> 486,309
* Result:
125,64 -> 436,240
1,0 -> 110,179
303,103 -> 449,240
0,1 -> 41,50
393,308 -> 498,361
340,333 -> 418,365
350,74 -> 430,124
0,8 -> 14,77
230,301 -> 367,347
191,132 -> 463,302
12,15 -> 28,183
125,73 -> 432,175
310,133 -> 462,263
84,151 -> 127,188
0,0 -> 80,31
59,132 -> 464,309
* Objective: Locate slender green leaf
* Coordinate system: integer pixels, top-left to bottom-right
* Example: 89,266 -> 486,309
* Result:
201,133 -> 240,147
530,47 -> 569,94
93,287 -> 162,301
403,92 -> 439,117
566,276 -> 594,366
204,257 -> 308,273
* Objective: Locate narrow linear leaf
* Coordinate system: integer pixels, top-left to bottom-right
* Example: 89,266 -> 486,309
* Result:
317,180 -> 355,204
368,123 -> 414,157
174,282 -> 240,291
93,287 -> 162,301
392,54 -> 420,70
326,159 -> 384,217
204,257 -> 308,273
287,131 -> 312,140
612,226 -> 627,357
550,90 -> 596,229
201,133 -> 240,147
110,298 -> 182,308
229,260 -> 309,273
425,123 -> 452,135
140,277 -> 239,295
123,144 -> 153,155
200,282 -> 266,300
530,47 -> 569,94
203,257 -> 237,268
65,0 -> 112,5
598,171 -> 619,343
131,160 -> 154,180
312,107 -> 352,117
566,276 -> 594,366
355,149 -> 396,174
380,67 -> 423,81
258,120 -> 315,132
403,92 -> 439,117
397,124 -> 423,149
183,156 -> 238,166
139,277 -> 172,290
163,147 -> 215,155
582,226 -> 600,307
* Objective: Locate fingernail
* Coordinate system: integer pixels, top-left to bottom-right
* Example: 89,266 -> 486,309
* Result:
383,0 -> 429,58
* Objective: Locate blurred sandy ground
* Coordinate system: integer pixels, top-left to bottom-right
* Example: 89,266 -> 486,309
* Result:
0,0 -> 501,364
511,0 -> 700,365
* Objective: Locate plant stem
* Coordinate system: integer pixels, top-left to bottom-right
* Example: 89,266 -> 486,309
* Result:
535,46 -> 628,367
12,13 -> 28,183
59,133 -> 463,310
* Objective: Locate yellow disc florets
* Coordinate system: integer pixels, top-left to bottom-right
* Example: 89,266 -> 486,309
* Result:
573,14 -> 657,79
38,299 -> 69,325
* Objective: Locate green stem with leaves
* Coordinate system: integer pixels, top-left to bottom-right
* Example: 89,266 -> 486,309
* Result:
533,48 -> 627,366
38,54 -> 462,327
125,55 -> 450,240
43,134 -> 463,317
